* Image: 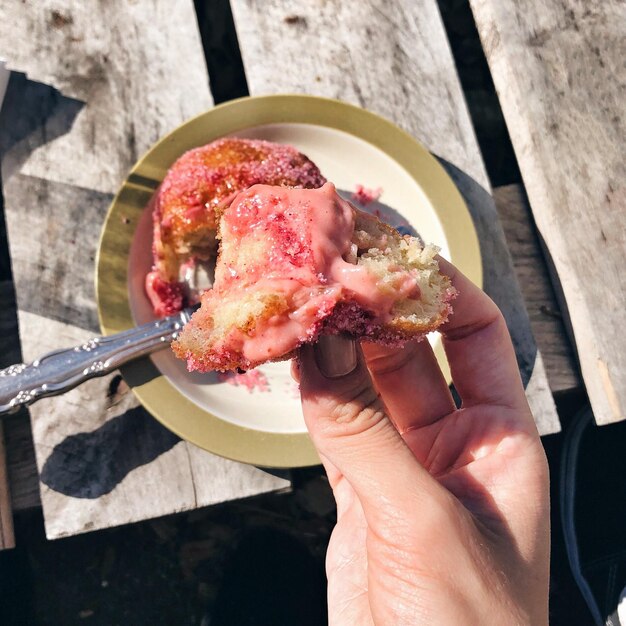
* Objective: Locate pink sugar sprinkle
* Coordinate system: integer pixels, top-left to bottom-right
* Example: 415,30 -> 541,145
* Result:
285,380 -> 301,399
351,184 -> 382,206
217,369 -> 270,393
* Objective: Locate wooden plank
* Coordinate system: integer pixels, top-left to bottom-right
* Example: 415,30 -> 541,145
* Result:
0,0 -> 289,540
469,0 -> 625,424
0,63 -> 16,548
230,0 -> 560,434
232,0 -> 489,187
0,421 -> 15,548
0,282 -> 40,512
3,414 -> 39,512
0,1 -> 212,193
493,184 -> 581,393
0,280 -> 41,511
0,60 -> 8,104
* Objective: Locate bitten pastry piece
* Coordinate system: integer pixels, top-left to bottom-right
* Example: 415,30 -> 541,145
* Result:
146,138 -> 326,316
172,183 -> 456,372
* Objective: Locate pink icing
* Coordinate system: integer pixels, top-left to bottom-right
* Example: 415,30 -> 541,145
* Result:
146,138 -> 327,317
145,270 -> 184,317
352,184 -> 382,206
199,183 -> 421,367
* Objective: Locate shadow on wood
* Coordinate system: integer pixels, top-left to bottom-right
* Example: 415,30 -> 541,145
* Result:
39,405 -> 181,499
0,71 -> 84,180
437,158 -> 537,387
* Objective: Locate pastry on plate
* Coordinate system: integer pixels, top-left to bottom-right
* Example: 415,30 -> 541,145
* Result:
172,182 -> 456,372
145,137 -> 326,316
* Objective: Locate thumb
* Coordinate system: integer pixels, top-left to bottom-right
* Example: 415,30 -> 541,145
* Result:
299,336 -> 453,528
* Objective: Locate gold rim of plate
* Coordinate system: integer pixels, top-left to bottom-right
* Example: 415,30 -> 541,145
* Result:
96,94 -> 483,469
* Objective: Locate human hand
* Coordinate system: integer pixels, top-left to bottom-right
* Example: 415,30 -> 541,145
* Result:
294,258 -> 550,625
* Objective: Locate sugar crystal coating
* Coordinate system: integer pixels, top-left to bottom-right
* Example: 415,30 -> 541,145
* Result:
146,138 -> 326,316
172,183 -> 456,372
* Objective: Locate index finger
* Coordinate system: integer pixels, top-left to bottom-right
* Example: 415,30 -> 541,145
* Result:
437,257 -> 528,411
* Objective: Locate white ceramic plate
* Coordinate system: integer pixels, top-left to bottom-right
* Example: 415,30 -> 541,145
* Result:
128,122 -> 451,436
97,95 -> 481,467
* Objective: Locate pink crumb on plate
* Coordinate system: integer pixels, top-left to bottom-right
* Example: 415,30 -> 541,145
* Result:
351,184 -> 382,206
217,369 -> 270,393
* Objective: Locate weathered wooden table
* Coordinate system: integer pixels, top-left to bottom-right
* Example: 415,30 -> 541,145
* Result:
2,0 -> 618,550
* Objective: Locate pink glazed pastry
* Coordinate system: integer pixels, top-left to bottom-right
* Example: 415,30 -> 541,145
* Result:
146,137 -> 326,316
172,182 -> 456,372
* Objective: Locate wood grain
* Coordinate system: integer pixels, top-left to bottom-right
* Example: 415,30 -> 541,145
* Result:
0,281 -> 18,547
0,420 -> 15,548
493,184 -> 581,393
469,0 -> 625,424
0,0 -> 289,539
3,413 -> 39,512
0,60 -> 16,549
0,281 -> 40,513
231,0 -> 561,434
231,0 -> 488,187
0,0 -> 211,193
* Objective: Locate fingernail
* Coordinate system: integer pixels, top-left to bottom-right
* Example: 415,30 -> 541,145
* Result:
314,334 -> 357,378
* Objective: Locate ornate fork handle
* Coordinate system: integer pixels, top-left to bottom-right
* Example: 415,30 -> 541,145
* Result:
0,309 -> 194,415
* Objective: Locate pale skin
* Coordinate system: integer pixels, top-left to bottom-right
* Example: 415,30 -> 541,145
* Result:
293,258 -> 550,626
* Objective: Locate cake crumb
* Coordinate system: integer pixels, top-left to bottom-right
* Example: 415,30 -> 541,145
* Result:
217,369 -> 270,393
351,184 -> 382,206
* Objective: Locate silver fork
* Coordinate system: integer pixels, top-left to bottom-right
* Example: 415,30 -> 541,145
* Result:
0,306 -> 197,415
0,262 -> 211,415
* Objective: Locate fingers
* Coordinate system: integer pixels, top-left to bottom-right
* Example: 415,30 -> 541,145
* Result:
437,257 -> 528,412
298,338 -> 452,528
325,486 -> 375,626
296,256 -> 526,418
361,339 -> 455,434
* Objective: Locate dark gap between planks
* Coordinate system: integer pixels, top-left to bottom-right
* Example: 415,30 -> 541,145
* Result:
194,0 -> 249,103
0,170 -> 12,283
437,0 -> 522,187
